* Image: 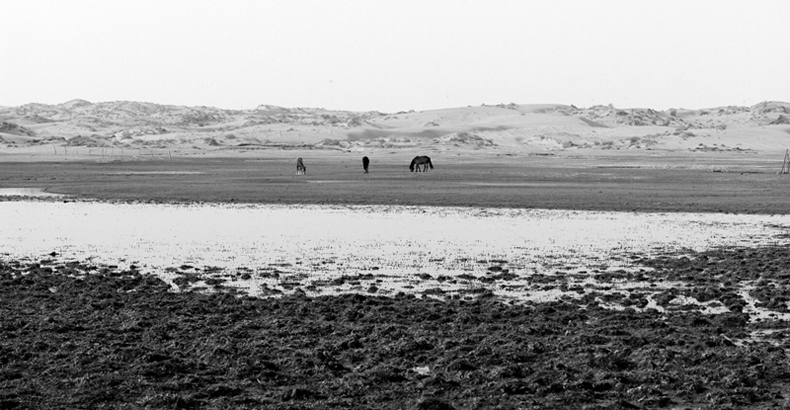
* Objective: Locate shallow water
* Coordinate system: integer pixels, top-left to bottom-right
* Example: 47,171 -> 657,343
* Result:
0,188 -> 64,197
2,200 -> 789,303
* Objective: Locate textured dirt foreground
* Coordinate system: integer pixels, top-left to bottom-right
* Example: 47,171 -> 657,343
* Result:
3,245 -> 790,410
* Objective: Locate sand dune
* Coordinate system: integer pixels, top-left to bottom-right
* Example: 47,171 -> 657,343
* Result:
1,100 -> 789,156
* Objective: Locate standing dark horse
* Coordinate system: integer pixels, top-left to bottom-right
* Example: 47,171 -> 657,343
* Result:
409,156 -> 433,172
362,156 -> 370,173
296,157 -> 306,175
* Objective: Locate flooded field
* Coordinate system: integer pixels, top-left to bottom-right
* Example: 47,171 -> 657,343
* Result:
5,193 -> 790,409
3,199 -> 790,310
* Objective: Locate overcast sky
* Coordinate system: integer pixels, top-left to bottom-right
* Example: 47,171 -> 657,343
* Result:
3,0 -> 789,112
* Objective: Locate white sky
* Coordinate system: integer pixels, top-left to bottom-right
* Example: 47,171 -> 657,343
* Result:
2,0 -> 789,112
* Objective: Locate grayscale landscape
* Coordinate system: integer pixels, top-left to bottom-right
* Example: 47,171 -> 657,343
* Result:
3,98 -> 790,409
4,1 -> 790,409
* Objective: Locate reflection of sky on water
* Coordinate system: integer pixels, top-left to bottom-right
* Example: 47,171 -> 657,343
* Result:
4,199 -> 790,330
0,188 -> 65,197
2,201 -> 788,283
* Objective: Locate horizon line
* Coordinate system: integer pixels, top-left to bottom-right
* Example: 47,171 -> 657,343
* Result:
2,98 -> 790,113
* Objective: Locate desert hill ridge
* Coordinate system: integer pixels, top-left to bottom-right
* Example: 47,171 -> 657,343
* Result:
1,100 -> 789,155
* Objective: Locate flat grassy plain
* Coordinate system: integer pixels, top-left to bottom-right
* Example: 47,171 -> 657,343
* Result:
1,150 -> 789,213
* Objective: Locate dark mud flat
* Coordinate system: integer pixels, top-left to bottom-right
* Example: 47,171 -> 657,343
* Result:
3,252 -> 790,410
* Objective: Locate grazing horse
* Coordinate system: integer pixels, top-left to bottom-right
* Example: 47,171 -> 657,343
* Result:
362,156 -> 370,173
296,157 -> 306,175
409,156 -> 434,172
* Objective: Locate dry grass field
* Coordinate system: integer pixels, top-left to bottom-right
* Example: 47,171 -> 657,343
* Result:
1,150 -> 789,214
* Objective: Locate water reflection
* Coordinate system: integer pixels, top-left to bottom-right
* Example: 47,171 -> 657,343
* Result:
0,188 -> 64,197
2,201 -> 789,299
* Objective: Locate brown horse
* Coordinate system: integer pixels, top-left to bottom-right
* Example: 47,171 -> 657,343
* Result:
362,156 -> 370,173
296,157 -> 306,175
409,156 -> 433,172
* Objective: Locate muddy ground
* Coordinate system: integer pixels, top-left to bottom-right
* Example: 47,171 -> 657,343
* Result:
3,153 -> 790,409
3,246 -> 790,410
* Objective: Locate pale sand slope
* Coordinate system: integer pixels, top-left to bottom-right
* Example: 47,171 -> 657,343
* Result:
1,100 -> 789,160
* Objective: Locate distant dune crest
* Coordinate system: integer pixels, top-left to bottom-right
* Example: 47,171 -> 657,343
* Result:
1,100 -> 788,154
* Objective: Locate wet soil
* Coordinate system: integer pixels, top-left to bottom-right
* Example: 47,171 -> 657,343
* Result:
3,246 -> 790,409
